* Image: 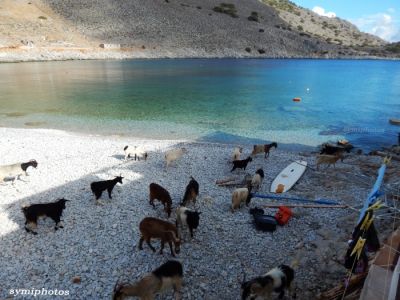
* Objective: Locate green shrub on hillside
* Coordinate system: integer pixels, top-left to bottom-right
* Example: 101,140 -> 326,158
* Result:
386,43 -> 400,53
248,11 -> 259,22
213,3 -> 238,18
262,0 -> 298,12
38,16 -> 47,20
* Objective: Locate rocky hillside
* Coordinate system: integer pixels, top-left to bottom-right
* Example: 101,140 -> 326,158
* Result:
0,0 -> 398,61
262,0 -> 386,47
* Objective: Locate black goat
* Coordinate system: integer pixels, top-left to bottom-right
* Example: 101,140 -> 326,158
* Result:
231,157 -> 252,172
181,176 -> 199,206
90,176 -> 123,200
22,198 -> 69,235
320,143 -> 351,156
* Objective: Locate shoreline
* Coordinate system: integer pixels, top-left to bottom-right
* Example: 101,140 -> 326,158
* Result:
1,126 -> 399,299
0,126 -> 319,153
1,48 -> 400,64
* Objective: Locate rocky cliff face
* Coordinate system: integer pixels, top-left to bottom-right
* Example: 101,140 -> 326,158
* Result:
0,0 -> 398,61
261,0 -> 386,47
41,0 -> 339,57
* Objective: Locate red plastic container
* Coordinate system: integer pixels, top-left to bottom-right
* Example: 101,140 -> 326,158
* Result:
275,206 -> 293,225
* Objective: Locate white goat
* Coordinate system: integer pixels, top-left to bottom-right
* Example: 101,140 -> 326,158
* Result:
232,147 -> 243,161
231,186 -> 252,212
0,160 -> 38,182
165,148 -> 187,167
251,168 -> 265,191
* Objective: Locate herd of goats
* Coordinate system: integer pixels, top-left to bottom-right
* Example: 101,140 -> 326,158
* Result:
0,141 -> 351,299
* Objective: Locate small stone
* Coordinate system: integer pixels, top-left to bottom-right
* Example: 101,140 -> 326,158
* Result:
72,276 -> 81,284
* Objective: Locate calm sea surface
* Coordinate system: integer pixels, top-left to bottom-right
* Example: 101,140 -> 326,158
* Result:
0,59 -> 399,150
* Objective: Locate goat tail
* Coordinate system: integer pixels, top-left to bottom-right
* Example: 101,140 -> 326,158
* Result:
290,251 -> 303,269
290,259 -> 299,269
21,205 -> 28,215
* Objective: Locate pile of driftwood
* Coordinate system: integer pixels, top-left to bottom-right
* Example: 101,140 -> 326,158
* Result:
318,273 -> 367,300
215,174 -> 252,187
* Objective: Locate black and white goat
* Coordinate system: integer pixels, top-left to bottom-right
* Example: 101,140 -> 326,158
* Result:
181,176 -> 199,207
90,176 -> 123,202
241,264 -> 296,300
22,198 -> 69,235
0,159 -> 38,182
112,260 -> 183,300
176,206 -> 201,238
231,157 -> 252,172
124,145 -> 148,161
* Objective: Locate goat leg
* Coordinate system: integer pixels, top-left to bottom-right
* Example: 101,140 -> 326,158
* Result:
149,199 -> 156,209
167,241 -> 175,257
138,237 -> 144,250
173,279 -> 183,300
25,221 -> 38,235
147,239 -> 156,252
159,240 -> 165,255
107,188 -> 113,199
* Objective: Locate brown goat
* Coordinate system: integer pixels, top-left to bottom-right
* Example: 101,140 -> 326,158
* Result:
316,153 -> 344,170
149,183 -> 172,217
112,260 -> 183,300
251,142 -> 278,158
139,217 -> 181,257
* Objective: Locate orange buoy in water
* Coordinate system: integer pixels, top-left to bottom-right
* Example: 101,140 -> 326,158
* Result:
293,97 -> 301,102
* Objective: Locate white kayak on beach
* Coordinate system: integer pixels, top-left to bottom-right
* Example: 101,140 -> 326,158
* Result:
270,160 -> 307,193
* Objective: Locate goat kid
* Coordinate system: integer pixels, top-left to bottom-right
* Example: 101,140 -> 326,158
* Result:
90,176 -> 123,202
0,159 -> 38,182
251,168 -> 265,191
124,145 -> 148,161
112,260 -> 183,300
139,217 -> 181,257
165,148 -> 187,167
251,142 -> 278,159
316,153 -> 344,170
231,157 -> 253,172
22,198 -> 69,235
176,206 -> 201,238
181,176 -> 199,207
241,264 -> 295,300
149,183 -> 172,217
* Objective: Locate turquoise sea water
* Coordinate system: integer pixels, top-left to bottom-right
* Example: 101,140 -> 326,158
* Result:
0,59 -> 399,150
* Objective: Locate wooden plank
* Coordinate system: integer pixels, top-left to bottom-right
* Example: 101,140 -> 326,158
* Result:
262,204 -> 347,209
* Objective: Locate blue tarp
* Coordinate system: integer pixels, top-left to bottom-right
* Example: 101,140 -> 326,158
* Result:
357,162 -> 387,224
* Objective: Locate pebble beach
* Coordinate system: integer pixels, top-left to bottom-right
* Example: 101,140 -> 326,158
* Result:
0,127 -> 398,300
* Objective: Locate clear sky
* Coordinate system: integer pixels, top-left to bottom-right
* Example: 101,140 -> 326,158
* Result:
293,1 -> 400,42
